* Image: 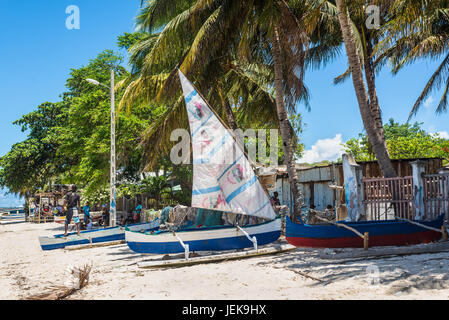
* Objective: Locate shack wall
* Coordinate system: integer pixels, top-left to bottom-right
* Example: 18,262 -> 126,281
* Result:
274,158 -> 443,214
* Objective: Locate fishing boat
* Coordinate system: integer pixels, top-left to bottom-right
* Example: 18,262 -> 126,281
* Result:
0,212 -> 25,221
125,70 -> 281,255
127,218 -> 281,254
39,219 -> 160,251
285,214 -> 445,248
53,211 -> 102,224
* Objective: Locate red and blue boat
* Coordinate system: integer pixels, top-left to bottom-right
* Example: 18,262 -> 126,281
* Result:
285,214 -> 445,248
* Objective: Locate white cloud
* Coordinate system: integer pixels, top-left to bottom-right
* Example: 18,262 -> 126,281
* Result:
423,96 -> 434,108
298,134 -> 345,163
433,131 -> 449,139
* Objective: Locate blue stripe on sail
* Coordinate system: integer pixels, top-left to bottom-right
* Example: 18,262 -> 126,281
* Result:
208,132 -> 230,157
226,175 -> 259,203
217,154 -> 244,182
191,114 -> 214,137
192,186 -> 221,196
249,200 -> 271,217
193,158 -> 210,164
185,90 -> 197,104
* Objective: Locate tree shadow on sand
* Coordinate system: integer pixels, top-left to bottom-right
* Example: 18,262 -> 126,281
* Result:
256,247 -> 449,295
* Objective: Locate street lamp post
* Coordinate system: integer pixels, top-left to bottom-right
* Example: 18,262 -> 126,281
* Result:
86,70 -> 116,227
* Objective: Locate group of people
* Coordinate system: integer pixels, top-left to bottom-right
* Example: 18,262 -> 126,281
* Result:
63,184 -> 110,236
62,184 -> 144,236
119,201 -> 143,226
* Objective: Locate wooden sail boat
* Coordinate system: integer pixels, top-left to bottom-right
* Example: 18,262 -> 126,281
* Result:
125,70 -> 282,255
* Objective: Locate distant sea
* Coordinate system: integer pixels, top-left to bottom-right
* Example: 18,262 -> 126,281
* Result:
0,188 -> 24,208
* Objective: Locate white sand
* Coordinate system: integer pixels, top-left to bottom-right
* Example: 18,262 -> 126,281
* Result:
1,221 -> 449,300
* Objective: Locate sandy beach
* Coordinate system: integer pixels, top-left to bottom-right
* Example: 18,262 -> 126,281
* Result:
1,221 -> 449,300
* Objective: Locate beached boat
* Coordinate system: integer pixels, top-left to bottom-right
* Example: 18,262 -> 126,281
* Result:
0,213 -> 25,221
39,219 -> 160,251
53,211 -> 102,224
127,218 -> 281,254
125,71 -> 281,255
285,214 -> 445,248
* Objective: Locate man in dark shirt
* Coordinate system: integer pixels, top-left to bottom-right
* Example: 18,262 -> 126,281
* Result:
64,184 -> 81,237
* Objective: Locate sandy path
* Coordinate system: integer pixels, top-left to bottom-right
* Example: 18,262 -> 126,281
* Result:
1,222 -> 449,300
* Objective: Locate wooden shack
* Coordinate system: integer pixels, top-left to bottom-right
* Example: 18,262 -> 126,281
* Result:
274,158 -> 444,213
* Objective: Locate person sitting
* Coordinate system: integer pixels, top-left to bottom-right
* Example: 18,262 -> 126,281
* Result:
125,209 -> 134,225
82,201 -> 91,224
101,204 -> 110,227
270,192 -> 281,206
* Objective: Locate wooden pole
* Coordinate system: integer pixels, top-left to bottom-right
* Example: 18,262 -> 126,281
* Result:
39,195 -> 42,224
395,216 -> 443,233
313,212 -> 365,239
442,226 -> 448,242
364,232 -> 369,250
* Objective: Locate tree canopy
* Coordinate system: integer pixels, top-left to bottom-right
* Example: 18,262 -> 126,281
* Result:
344,119 -> 449,162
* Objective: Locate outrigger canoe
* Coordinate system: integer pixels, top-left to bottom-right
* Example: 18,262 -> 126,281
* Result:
126,217 -> 281,254
286,214 -> 445,248
39,218 -> 160,250
125,71 -> 282,256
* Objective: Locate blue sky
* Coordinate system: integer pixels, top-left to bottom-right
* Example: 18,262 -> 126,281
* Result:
0,1 -> 448,206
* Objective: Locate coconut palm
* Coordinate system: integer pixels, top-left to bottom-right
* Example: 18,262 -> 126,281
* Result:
121,0 -> 313,218
375,0 -> 449,119
334,0 -> 397,178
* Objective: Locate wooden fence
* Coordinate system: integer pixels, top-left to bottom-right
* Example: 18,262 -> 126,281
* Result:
362,176 -> 415,221
423,173 -> 449,222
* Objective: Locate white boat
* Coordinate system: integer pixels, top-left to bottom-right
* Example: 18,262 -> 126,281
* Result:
125,71 -> 281,255
39,219 -> 160,250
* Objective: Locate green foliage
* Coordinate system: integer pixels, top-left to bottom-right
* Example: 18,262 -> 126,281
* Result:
0,50 -> 161,200
117,32 -> 148,51
0,102 -> 70,195
343,119 -> 449,161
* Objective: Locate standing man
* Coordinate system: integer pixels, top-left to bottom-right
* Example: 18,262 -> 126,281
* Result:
64,184 -> 81,237
134,201 -> 143,223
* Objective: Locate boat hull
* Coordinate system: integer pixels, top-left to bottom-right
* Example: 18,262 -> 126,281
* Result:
0,215 -> 25,221
286,215 -> 445,248
126,218 -> 281,254
39,219 -> 160,251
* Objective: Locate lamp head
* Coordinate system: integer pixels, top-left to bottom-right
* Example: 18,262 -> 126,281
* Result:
86,78 -> 100,86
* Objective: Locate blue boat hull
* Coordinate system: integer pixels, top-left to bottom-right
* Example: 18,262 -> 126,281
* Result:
39,219 -> 160,250
286,214 -> 445,248
126,218 -> 282,254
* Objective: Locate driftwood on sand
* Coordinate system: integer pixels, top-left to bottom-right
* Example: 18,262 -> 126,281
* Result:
320,241 -> 449,260
25,264 -> 92,300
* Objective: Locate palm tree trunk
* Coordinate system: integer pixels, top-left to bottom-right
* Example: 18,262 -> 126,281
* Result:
335,0 -> 396,178
219,89 -> 238,130
272,25 -> 304,220
365,42 -> 386,143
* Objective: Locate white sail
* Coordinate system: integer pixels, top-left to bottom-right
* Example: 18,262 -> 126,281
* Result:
178,70 -> 276,220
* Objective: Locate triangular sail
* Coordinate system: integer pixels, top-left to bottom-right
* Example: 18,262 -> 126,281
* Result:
178,70 -> 276,220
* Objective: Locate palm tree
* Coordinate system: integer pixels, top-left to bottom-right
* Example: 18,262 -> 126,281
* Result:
121,0 -> 311,218
375,0 -> 449,119
335,0 -> 397,178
